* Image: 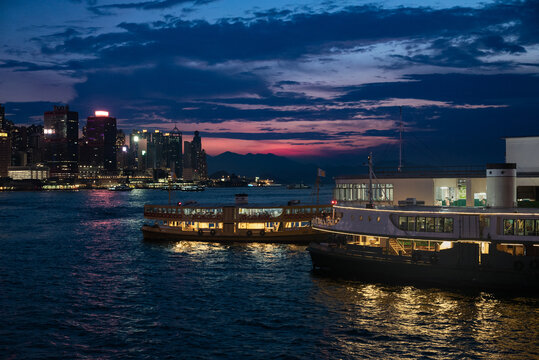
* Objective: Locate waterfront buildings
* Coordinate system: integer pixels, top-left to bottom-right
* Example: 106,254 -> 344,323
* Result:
1,104 -> 211,184
334,136 -> 539,207
43,105 -> 79,178
8,165 -> 49,180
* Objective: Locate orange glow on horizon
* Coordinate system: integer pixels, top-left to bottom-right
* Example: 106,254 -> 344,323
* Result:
201,136 -> 395,157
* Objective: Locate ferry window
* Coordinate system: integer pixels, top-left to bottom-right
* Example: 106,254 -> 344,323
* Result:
416,217 -> 426,232
516,219 -> 525,236
435,218 -> 444,233
525,220 -> 535,236
503,219 -> 514,235
407,216 -> 415,231
444,218 -> 454,233
426,217 -> 435,232
398,216 -> 407,230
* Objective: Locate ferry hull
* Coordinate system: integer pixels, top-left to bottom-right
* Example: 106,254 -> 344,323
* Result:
142,225 -> 330,244
308,244 -> 539,292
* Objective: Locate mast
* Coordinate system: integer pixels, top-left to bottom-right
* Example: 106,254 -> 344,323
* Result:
168,177 -> 172,205
368,152 -> 374,207
316,174 -> 320,204
398,106 -> 403,172
168,161 -> 174,205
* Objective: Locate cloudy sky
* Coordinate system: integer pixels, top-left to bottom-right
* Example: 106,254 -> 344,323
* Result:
1,0 -> 538,166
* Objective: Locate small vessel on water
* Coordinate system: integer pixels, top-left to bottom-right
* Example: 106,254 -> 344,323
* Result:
287,183 -> 311,190
142,194 -> 333,243
108,184 -> 133,191
180,185 -> 205,192
308,159 -> 539,292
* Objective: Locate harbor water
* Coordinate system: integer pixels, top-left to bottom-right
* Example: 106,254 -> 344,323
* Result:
1,188 -> 537,359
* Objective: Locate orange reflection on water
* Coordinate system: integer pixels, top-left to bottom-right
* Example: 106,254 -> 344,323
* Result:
311,279 -> 539,359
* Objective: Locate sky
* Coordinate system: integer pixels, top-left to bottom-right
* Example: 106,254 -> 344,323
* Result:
1,0 -> 538,167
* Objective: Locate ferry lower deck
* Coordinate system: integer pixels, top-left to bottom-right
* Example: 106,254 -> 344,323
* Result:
142,224 -> 329,243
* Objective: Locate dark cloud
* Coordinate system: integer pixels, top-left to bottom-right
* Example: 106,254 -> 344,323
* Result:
73,64 -> 270,104
274,80 -> 301,88
338,73 -> 539,104
41,1 -> 537,67
0,60 -> 60,72
391,35 -> 527,69
88,0 -> 216,15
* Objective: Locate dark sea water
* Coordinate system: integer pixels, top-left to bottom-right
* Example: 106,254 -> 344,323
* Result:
1,188 -> 538,359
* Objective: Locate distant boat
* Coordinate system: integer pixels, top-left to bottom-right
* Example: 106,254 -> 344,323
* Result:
180,185 -> 205,192
108,184 -> 133,191
287,183 -> 311,189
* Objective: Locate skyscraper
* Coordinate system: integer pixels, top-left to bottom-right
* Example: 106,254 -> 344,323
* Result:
27,125 -> 44,164
43,105 -> 79,177
0,130 -> 10,177
147,130 -> 164,170
0,104 -> 6,130
83,111 -> 117,172
164,125 -> 182,178
183,140 -> 193,180
191,130 -> 202,170
182,131 -> 207,180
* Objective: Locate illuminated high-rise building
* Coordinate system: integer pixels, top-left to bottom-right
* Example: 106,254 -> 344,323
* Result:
43,105 -> 79,177
83,111 -> 117,172
147,130 -> 164,169
164,125 -> 182,178
0,104 -> 6,130
0,130 -> 10,177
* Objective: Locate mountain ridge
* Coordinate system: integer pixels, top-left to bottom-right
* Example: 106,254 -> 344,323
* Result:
207,152 -> 364,183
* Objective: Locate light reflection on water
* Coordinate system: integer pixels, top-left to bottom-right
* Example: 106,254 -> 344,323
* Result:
310,277 -> 539,359
0,189 -> 537,359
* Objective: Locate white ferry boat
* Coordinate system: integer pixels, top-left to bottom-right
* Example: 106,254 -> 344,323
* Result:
308,160 -> 539,292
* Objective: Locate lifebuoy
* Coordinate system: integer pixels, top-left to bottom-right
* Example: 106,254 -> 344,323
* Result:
514,260 -> 524,271
260,229 -> 265,236
198,229 -> 203,236
429,253 -> 438,264
210,229 -> 216,236
246,230 -> 253,237
530,259 -> 538,270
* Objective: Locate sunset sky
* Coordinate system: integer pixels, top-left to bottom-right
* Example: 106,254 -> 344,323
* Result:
1,0 -> 538,166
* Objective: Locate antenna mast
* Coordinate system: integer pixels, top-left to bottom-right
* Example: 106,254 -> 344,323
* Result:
398,106 -> 403,172
368,152 -> 374,208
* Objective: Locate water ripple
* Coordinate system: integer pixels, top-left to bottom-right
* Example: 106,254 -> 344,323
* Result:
1,189 -> 537,359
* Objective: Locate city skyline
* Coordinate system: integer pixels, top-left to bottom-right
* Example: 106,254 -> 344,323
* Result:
1,0 -> 538,165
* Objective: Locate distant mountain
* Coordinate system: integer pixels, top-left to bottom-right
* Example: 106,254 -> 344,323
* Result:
207,152 -> 364,184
